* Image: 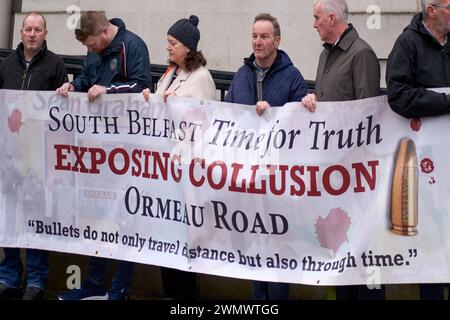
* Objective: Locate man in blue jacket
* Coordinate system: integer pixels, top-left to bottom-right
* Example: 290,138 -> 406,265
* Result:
226,14 -> 311,115
56,11 -> 152,300
225,13 -> 313,300
57,11 -> 152,101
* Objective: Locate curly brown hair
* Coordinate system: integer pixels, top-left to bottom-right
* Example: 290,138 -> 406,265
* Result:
182,50 -> 207,72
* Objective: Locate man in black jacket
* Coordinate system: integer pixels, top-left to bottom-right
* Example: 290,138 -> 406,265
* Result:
386,0 -> 449,300
387,0 -> 450,118
0,14 -> 67,90
0,12 -> 68,300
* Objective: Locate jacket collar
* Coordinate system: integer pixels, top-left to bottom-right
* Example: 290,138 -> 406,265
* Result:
159,65 -> 192,93
164,65 -> 191,82
408,13 -> 450,49
177,68 -> 191,82
101,18 -> 127,56
16,40 -> 48,65
323,24 -> 357,52
243,49 -> 292,74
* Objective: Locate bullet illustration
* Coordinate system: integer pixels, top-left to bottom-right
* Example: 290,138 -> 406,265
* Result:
390,138 -> 418,236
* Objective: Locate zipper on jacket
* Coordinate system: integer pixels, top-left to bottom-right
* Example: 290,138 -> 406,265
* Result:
21,69 -> 28,90
442,49 -> 449,85
27,72 -> 33,90
20,55 -> 36,90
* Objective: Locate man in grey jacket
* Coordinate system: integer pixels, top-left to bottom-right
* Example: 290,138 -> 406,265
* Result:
302,0 -> 384,300
302,0 -> 380,108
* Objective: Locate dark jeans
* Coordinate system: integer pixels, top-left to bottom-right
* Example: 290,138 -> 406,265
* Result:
87,256 -> 134,294
419,283 -> 445,300
336,285 -> 386,300
252,281 -> 289,300
0,248 -> 48,289
161,267 -> 198,299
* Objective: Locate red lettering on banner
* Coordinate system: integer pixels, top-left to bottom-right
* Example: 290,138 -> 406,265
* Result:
190,158 -> 205,187
89,148 -> 106,174
290,166 -> 306,196
142,150 -> 153,179
53,144 -> 379,198
207,161 -> 227,190
228,163 -> 246,193
352,161 -> 378,192
171,155 -> 182,183
108,148 -> 130,175
268,165 -> 289,196
151,152 -> 170,180
323,165 -> 351,196
131,149 -> 142,177
306,166 -> 321,197
71,146 -> 89,173
247,165 -> 266,194
54,144 -> 71,171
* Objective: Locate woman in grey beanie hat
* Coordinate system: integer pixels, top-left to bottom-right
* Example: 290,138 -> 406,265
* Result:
167,15 -> 200,51
143,14 -> 215,103
142,18 -> 215,298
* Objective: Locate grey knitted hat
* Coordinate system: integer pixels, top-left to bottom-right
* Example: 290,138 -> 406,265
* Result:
167,15 -> 200,51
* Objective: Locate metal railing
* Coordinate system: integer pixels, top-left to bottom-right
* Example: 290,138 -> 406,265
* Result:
1,48 -> 317,101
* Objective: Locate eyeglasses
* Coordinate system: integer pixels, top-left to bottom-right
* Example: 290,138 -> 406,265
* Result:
431,3 -> 450,10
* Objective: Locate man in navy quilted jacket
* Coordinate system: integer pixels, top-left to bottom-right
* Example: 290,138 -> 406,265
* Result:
56,11 -> 152,300
225,13 -> 313,300
57,11 -> 152,101
225,13 -> 313,116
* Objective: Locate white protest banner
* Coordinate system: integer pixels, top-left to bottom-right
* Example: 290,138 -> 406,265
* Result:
0,89 -> 449,286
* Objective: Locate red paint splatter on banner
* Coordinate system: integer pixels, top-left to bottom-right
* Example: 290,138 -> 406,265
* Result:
8,108 -> 25,134
420,158 -> 434,174
410,118 -> 421,132
315,208 -> 351,256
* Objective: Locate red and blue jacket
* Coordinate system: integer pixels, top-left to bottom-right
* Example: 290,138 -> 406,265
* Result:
72,18 -> 152,93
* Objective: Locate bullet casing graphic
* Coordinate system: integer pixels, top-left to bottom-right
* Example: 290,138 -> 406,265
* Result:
390,139 -> 418,236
